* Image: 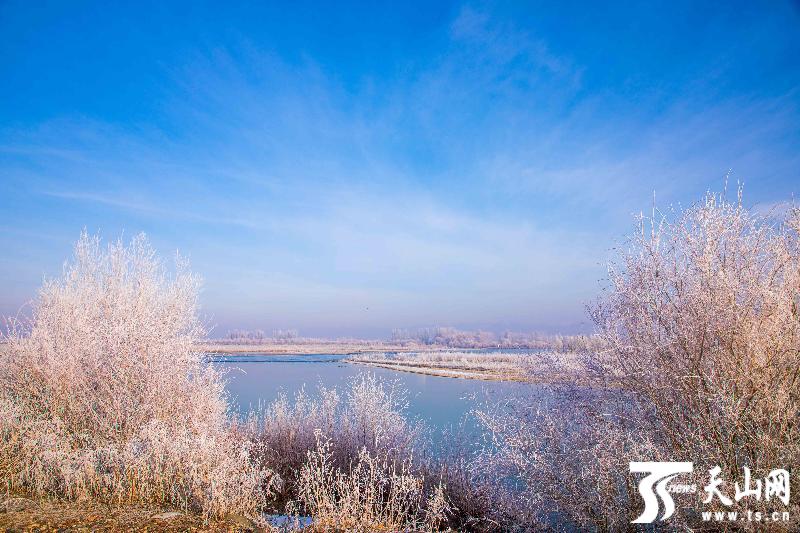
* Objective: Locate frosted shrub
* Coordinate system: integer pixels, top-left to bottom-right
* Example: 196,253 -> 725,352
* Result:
252,373 -> 420,507
341,373 -> 416,455
473,190 -> 800,528
418,427 -> 509,531
592,192 -> 800,476
0,232 -> 266,517
250,385 -> 341,506
547,334 -> 608,353
296,433 -> 448,532
472,390 -> 660,529
390,327 -> 495,348
250,374 -> 486,529
537,189 -> 800,526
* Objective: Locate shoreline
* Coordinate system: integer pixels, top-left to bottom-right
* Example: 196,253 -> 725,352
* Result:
344,359 -> 531,382
206,347 -> 602,386
344,359 -> 598,386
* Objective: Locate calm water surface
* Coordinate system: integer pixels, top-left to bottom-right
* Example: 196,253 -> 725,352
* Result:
213,353 -> 540,432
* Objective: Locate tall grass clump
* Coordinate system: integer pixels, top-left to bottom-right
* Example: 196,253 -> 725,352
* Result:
247,373 -> 508,530
296,434 -> 450,532
0,232 -> 266,517
251,373 -> 419,509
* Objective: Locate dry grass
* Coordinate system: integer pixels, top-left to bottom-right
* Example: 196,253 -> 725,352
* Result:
0,492 -> 257,532
243,373 -> 509,531
295,435 -> 449,532
245,373 -> 419,510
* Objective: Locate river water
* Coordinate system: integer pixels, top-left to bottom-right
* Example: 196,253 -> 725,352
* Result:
212,353 -> 539,433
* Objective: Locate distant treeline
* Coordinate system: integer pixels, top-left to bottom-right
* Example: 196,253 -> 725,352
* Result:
214,326 -> 606,351
224,329 -> 299,342
390,327 -> 606,351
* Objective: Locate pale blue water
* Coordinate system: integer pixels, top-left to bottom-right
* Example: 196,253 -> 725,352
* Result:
214,353 -> 589,530
213,353 -> 538,433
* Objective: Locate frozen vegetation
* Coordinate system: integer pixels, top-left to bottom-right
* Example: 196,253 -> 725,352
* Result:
199,328 -> 606,354
0,233 -> 265,518
1,187 -> 799,530
347,350 -> 587,382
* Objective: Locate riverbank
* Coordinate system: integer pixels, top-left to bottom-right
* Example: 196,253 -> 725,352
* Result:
346,350 -> 591,384
345,359 -> 530,381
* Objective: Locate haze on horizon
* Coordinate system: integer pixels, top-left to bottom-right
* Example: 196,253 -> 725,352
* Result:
1,1 -> 799,338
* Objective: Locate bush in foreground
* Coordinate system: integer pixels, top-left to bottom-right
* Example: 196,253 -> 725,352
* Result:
248,374 -> 512,531
296,434 -> 449,532
472,190 -> 800,529
249,373 -> 419,509
0,232 -> 267,517
0,232 -> 482,530
593,190 -> 800,525
593,191 -> 800,476
472,388 -> 657,530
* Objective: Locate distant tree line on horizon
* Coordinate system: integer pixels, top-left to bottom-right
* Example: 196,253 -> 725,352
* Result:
224,329 -> 299,342
215,325 -> 606,352
390,327 -> 606,351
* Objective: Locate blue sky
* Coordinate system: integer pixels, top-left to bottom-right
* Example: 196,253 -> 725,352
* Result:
1,1 -> 799,337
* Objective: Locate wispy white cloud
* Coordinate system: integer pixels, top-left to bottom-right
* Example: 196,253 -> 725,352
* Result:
1,3 -> 798,335
41,190 -> 262,229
